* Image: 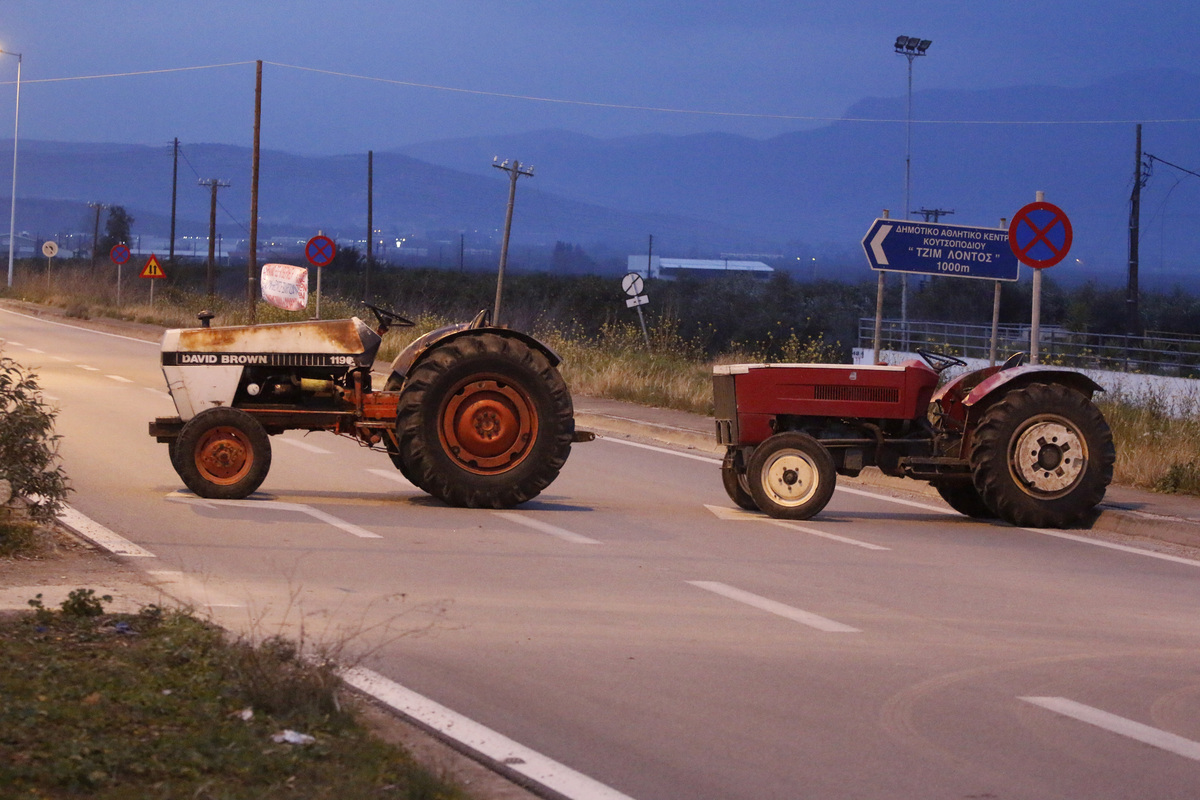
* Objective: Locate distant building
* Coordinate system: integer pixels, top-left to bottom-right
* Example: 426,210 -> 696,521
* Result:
628,255 -> 773,281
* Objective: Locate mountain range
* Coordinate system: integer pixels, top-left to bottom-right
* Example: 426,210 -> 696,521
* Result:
4,69 -> 1199,286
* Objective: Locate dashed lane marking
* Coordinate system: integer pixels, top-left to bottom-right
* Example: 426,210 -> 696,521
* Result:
704,504 -> 888,550
75,364 -> 99,371
1021,696 -> 1200,761
275,436 -> 332,454
687,580 -> 861,633
494,511 -> 601,544
365,468 -> 417,488
165,492 -> 383,539
106,374 -> 133,383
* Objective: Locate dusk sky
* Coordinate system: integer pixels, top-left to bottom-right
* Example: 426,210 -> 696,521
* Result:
2,2 -> 1197,155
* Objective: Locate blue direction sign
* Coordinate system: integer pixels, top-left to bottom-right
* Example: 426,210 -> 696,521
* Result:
862,219 -> 1019,282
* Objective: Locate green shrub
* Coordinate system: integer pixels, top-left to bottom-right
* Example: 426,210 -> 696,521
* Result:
0,353 -> 71,522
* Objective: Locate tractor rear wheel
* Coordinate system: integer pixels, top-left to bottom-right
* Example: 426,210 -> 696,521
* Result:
970,382 -> 1114,528
396,333 -> 574,508
721,448 -> 758,511
934,481 -> 996,519
747,432 -> 836,520
384,375 -> 426,490
174,407 -> 272,499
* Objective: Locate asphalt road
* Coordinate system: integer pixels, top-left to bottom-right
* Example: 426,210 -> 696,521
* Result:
3,306 -> 1200,800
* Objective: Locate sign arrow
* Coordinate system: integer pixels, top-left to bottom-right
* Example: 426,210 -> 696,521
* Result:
870,224 -> 891,266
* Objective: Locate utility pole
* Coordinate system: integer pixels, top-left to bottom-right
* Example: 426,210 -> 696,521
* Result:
894,35 -> 932,350
248,60 -> 262,324
1127,123 -> 1144,337
88,202 -> 106,276
491,157 -> 534,326
365,149 -> 373,300
916,207 -> 954,223
198,178 -> 230,297
169,138 -> 179,264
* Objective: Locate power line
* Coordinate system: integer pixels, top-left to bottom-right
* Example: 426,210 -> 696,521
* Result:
4,59 -> 1199,127
1145,153 -> 1200,181
176,145 -> 250,235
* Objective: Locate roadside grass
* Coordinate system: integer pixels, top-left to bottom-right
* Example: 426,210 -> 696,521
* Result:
0,593 -> 471,800
4,264 -> 1199,493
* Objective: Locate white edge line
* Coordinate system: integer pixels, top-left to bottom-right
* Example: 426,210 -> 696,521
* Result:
56,504 -> 156,558
342,666 -> 638,800
1020,696 -> 1200,761
0,306 -> 160,345
597,435 -> 721,464
687,580 -> 860,633
105,374 -> 134,383
494,511 -> 601,544
1021,527 -> 1200,568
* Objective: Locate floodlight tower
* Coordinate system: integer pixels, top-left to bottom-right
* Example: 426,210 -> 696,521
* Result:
894,35 -> 931,336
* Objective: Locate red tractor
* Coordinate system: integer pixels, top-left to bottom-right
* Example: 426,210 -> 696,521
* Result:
713,350 -> 1115,528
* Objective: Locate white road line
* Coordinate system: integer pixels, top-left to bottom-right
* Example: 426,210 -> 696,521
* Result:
365,467 -> 416,488
1021,527 -> 1200,568
835,484 -> 956,515
686,580 -> 861,633
24,346 -> 43,353
5,339 -> 23,346
165,492 -> 383,539
145,570 -> 246,609
275,436 -> 332,454
1020,696 -> 1200,761
0,306 -> 159,345
598,435 -> 721,464
105,374 -> 133,383
494,511 -> 601,544
342,666 -> 638,800
75,364 -> 99,371
766,519 -> 891,550
56,504 -> 157,557
704,504 -> 888,550
51,355 -> 70,362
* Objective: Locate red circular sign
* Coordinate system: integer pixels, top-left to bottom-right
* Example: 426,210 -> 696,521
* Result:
305,235 -> 336,267
110,243 -> 131,265
1008,202 -> 1072,269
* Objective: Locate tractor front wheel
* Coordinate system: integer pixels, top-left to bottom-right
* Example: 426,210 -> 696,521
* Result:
397,333 -> 574,508
174,407 -> 272,499
747,432 -> 836,520
970,382 -> 1114,528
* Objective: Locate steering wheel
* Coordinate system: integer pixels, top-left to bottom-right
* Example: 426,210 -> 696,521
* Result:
915,347 -> 967,374
364,302 -> 415,331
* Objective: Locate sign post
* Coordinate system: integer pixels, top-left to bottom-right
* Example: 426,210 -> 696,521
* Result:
621,272 -> 650,347
110,243 -> 131,306
1009,194 -> 1072,364
41,240 -> 57,291
305,234 -> 336,319
139,253 -> 166,307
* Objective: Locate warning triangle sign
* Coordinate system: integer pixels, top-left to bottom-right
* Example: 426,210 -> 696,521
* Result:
139,254 -> 165,279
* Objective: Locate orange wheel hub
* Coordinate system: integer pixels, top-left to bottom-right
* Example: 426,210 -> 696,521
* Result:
440,376 -> 537,474
194,426 -> 253,485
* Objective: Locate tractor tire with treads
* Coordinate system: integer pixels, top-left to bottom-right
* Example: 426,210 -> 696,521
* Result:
721,448 -> 758,511
174,407 -> 272,499
934,481 -> 996,519
969,382 -> 1114,528
396,333 -> 574,508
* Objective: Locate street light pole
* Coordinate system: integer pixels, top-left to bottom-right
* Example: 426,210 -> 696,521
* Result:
1,49 -> 20,288
894,35 -> 931,347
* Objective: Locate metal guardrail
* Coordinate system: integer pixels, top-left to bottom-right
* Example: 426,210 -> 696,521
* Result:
859,318 -> 1200,378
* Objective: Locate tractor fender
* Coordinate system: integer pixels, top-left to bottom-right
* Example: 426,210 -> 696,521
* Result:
387,323 -> 562,387
963,365 -> 1105,411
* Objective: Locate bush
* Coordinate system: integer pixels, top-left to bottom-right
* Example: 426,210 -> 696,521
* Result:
0,353 -> 70,522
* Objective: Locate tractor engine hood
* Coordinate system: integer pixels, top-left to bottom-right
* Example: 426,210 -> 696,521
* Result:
161,317 -> 382,368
